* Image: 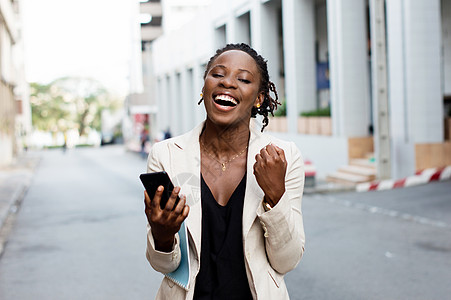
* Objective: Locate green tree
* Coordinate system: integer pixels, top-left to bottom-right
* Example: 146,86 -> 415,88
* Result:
30,82 -> 73,133
30,77 -> 121,137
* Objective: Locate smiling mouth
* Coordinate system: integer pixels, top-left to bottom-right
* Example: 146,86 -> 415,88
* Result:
214,94 -> 238,107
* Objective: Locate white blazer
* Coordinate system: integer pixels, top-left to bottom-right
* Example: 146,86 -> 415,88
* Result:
146,121 -> 305,300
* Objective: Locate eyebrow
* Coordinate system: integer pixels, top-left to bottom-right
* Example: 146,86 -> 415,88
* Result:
212,64 -> 254,76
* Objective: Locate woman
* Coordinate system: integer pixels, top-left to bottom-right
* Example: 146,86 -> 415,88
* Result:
144,43 -> 305,299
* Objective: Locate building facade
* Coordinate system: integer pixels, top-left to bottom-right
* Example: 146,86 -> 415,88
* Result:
149,0 -> 450,180
124,0 -> 163,151
0,0 -> 31,166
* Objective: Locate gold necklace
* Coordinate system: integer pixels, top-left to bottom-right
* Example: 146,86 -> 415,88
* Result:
200,139 -> 248,171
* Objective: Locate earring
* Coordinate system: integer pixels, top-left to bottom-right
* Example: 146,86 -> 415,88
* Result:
198,93 -> 203,105
256,103 -> 261,108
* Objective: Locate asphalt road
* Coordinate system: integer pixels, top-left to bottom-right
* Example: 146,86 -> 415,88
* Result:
0,145 -> 450,299
285,180 -> 451,300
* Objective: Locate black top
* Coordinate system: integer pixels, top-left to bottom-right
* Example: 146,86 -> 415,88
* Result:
193,174 -> 252,300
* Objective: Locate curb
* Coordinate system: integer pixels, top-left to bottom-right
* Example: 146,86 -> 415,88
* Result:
0,154 -> 40,256
356,165 -> 451,192
0,183 -> 29,256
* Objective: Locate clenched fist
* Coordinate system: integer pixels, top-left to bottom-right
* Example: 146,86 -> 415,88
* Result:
253,143 -> 287,207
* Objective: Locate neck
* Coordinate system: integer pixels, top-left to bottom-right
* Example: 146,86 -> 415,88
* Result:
200,118 -> 250,156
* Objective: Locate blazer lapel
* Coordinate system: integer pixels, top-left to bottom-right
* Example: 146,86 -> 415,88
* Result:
242,122 -> 266,238
167,123 -> 204,261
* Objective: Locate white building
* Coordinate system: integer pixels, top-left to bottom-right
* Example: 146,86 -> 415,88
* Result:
125,0 -> 211,151
0,0 -> 31,166
149,0 -> 450,181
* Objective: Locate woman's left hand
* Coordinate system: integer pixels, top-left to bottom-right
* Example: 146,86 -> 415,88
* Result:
253,143 -> 287,207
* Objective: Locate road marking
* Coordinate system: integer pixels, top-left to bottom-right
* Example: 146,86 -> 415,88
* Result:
313,194 -> 450,229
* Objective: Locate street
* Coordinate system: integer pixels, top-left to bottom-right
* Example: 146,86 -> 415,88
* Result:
0,146 -> 450,299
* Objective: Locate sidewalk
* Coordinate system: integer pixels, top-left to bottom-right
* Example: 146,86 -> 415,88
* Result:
0,152 -> 40,255
303,179 -> 355,194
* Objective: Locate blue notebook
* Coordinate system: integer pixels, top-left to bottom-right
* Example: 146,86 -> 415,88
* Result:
165,221 -> 190,290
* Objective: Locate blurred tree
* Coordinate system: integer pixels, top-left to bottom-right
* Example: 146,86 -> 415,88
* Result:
30,82 -> 73,133
30,77 -> 121,136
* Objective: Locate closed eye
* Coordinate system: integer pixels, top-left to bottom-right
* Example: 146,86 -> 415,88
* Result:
212,73 -> 223,78
239,79 -> 251,84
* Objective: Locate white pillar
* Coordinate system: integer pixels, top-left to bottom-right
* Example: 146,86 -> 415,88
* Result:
166,74 -> 174,134
386,0 -> 443,178
282,0 -> 316,134
156,76 -> 168,134
180,69 -> 191,134
327,0 -> 371,137
175,72 -> 185,136
251,0 -> 263,51
226,13 -> 237,43
251,0 -> 281,115
404,0 -> 443,143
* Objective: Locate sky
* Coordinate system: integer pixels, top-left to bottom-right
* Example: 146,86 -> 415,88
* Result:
20,0 -> 135,97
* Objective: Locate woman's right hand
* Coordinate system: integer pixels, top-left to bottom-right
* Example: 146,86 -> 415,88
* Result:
144,186 -> 190,252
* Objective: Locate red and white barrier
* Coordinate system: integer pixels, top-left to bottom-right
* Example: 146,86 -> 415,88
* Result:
356,165 -> 451,192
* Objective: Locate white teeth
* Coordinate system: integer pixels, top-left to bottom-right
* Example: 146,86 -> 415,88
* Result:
215,94 -> 238,105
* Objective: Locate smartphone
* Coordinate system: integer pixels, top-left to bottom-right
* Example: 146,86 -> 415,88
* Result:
140,171 -> 180,210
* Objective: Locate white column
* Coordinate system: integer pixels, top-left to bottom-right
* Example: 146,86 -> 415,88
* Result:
282,0 -> 316,134
386,0 -> 443,178
327,0 -> 371,137
404,0 -> 443,143
180,69 -> 191,134
250,0 -> 263,51
251,0 -> 281,115
156,76 -> 168,135
226,13 -> 237,43
261,2 -> 280,91
175,72 -> 184,136
165,74 -> 174,135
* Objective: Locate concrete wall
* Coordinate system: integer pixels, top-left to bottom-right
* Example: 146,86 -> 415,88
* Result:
1,0 -> 28,165
269,130 -> 349,179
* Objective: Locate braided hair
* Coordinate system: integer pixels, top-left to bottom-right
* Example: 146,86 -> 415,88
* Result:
203,43 -> 280,132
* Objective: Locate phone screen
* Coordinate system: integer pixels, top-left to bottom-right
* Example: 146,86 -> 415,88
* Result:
140,171 -> 180,210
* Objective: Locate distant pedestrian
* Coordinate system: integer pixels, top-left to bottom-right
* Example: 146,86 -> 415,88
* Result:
62,132 -> 67,153
143,43 -> 305,299
140,128 -> 149,158
163,128 -> 172,140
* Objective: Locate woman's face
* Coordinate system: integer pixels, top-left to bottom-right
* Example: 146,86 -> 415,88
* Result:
202,50 -> 263,128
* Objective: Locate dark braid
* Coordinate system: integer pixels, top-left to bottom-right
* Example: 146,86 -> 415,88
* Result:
203,43 -> 280,132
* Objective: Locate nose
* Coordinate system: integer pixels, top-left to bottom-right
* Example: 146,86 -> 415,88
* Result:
219,74 -> 237,89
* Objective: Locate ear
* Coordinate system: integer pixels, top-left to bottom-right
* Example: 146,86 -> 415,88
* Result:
254,92 -> 264,108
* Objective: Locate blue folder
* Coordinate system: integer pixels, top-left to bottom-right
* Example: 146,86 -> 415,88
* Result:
165,221 -> 190,290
